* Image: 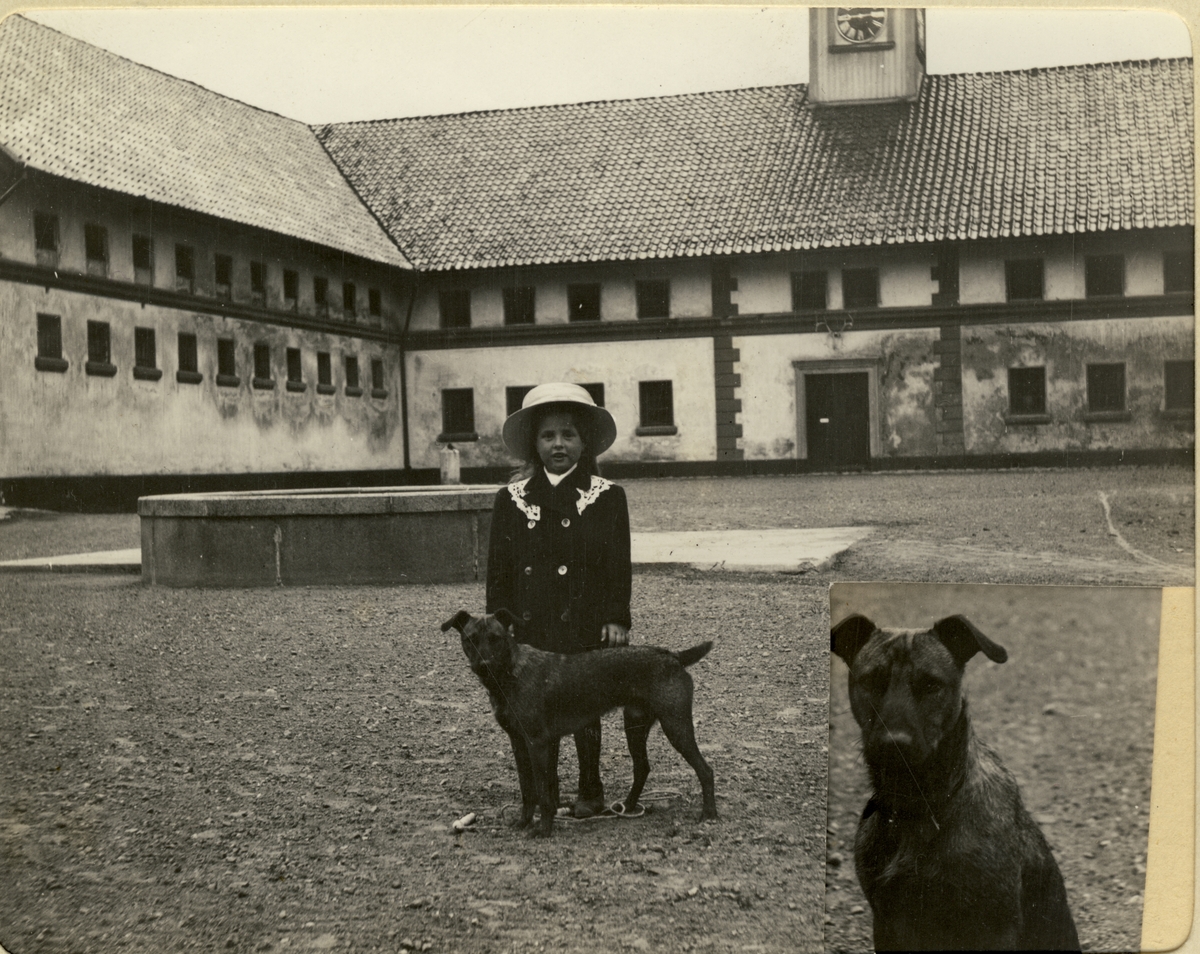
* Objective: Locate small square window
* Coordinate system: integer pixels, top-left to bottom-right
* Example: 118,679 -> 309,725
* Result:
439,289 -> 471,329
34,212 -> 58,253
286,347 -> 305,392
791,271 -> 828,311
370,358 -> 387,398
35,313 -> 67,372
84,223 -> 108,276
217,338 -> 237,382
178,333 -> 199,373
132,234 -> 154,284
1165,360 -> 1194,412
1164,249 -> 1194,293
635,280 -> 670,319
283,269 -> 299,307
1007,367 -> 1046,416
568,283 -> 601,322
314,276 -> 329,313
86,320 -> 115,376
506,385 -> 535,417
441,388 -> 476,437
841,268 -> 878,309
214,253 -> 233,298
175,245 -> 195,293
369,288 -> 382,317
344,356 -> 361,395
134,327 -> 156,369
343,282 -> 356,316
250,261 -> 265,298
317,351 -> 333,387
1085,255 -> 1124,298
253,343 -> 273,388
503,286 -> 536,325
1005,259 -> 1044,301
638,380 -> 675,430
581,382 -> 605,407
1087,363 -> 1126,413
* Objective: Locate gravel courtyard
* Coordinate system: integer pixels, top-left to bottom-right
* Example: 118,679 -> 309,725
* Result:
0,466 -> 1192,953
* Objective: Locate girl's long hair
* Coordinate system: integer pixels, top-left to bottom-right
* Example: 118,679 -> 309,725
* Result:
509,405 -> 603,482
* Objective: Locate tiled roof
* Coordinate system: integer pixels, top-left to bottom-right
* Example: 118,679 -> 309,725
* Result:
0,15 -> 409,268
318,58 -> 1193,271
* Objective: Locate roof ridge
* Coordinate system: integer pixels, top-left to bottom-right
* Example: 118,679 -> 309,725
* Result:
13,13 -> 312,132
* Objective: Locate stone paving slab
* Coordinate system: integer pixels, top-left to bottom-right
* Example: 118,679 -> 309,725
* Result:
630,527 -> 874,572
0,548 -> 142,573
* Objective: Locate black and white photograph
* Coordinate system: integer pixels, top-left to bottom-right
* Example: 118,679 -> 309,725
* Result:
0,4 -> 1193,953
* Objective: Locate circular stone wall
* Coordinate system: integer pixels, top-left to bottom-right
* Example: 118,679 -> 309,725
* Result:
139,486 -> 497,587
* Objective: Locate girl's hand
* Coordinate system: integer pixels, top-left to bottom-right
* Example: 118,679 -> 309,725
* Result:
601,624 -> 629,647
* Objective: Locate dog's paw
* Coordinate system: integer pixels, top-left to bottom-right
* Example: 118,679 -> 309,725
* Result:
528,817 -> 554,838
699,808 -> 719,822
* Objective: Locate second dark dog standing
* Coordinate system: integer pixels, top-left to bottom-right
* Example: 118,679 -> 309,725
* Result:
832,613 -> 1080,951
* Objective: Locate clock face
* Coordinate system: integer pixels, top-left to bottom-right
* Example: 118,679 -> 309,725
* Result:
836,8 -> 887,44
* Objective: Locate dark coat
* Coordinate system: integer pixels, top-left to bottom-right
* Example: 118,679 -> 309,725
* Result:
486,466 -> 632,655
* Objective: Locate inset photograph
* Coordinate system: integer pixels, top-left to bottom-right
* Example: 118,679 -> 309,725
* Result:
826,582 -> 1163,952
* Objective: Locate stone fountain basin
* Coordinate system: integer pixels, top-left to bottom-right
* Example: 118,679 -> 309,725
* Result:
139,485 -> 497,587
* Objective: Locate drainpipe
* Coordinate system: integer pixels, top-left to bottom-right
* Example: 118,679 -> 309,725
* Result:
398,272 -> 421,474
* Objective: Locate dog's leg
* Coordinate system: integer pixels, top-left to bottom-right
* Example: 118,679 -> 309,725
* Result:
659,700 -> 718,821
507,733 -> 537,829
621,705 -> 655,812
525,740 -> 557,837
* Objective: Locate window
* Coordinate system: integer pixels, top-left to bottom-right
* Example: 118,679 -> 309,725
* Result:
841,268 -> 879,308
253,343 -> 274,389
35,313 -> 67,372
503,286 -> 536,325
370,358 -> 387,399
316,351 -> 335,394
368,288 -> 382,318
214,253 -> 233,299
440,388 -> 476,439
132,234 -> 154,285
1007,367 -> 1046,418
1164,249 -> 1194,293
133,327 -> 161,381
638,380 -> 677,435
581,382 -> 605,407
568,283 -> 601,322
506,385 -> 535,417
1005,259 -> 1044,301
439,289 -> 471,329
175,244 -> 195,293
34,212 -> 59,264
314,276 -> 329,315
216,338 -> 237,387
791,271 -> 828,311
84,223 -> 108,277
343,282 -> 356,317
1164,360 -> 1194,414
1086,363 -> 1126,415
283,269 -> 299,309
344,356 -> 362,396
1085,255 -> 1124,298
635,280 -> 670,319
250,261 -> 265,301
177,332 -> 201,384
286,347 -> 305,392
86,320 -> 115,376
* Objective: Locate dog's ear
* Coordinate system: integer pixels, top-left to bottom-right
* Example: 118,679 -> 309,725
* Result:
931,615 -> 1008,667
831,614 -> 878,667
440,610 -> 474,635
492,608 -> 520,632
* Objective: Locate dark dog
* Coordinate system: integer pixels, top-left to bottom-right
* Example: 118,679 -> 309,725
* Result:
831,614 -> 1080,951
442,609 -> 718,836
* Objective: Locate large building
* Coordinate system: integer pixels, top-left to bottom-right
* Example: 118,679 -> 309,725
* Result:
0,11 -> 1192,507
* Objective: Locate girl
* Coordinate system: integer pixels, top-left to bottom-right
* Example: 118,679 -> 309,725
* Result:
486,382 -> 631,819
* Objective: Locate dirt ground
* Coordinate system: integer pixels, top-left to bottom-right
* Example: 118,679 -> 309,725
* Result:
0,466 -> 1192,954
824,583 -> 1162,954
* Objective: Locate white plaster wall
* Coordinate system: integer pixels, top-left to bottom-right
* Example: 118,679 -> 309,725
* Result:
405,337 -> 717,468
0,282 -> 404,477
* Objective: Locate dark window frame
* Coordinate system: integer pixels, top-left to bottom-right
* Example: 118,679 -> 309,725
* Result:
368,287 -> 382,318
84,223 -> 109,277
1164,360 -> 1195,416
568,283 -> 602,322
1084,254 -> 1125,298
216,338 -> 238,387
1005,366 -> 1048,422
1005,258 -> 1044,301
314,276 -> 329,315
85,320 -> 116,377
132,234 -> 154,285
1164,248 -> 1195,294
637,380 -> 677,435
133,326 -> 162,381
214,253 -> 233,299
370,358 -> 388,400
34,212 -> 59,255
841,267 -> 879,309
253,342 -> 274,390
285,347 -> 306,392
635,279 -> 670,320
440,387 -> 477,441
344,355 -> 362,397
175,244 -> 195,293
250,261 -> 266,300
502,285 -> 536,326
439,289 -> 472,329
177,332 -> 202,384
316,351 -> 335,394
506,385 -> 535,417
791,270 -> 828,311
342,281 -> 357,317
1085,362 -> 1128,419
283,269 -> 299,309
35,313 -> 67,373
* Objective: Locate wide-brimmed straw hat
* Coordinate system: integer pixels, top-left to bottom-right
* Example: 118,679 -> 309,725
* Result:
501,383 -> 618,457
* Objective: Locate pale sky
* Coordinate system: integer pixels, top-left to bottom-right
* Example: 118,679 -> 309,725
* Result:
25,6 -> 1194,125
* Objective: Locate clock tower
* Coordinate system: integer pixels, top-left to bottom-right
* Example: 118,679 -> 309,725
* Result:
807,8 -> 926,106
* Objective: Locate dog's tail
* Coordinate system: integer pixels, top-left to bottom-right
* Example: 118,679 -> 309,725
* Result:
674,641 -> 713,668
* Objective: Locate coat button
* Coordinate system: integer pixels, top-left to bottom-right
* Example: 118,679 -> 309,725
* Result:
527,520 -> 536,529
524,566 -> 532,576
522,610 -> 532,621
560,611 -> 569,622
557,565 -> 568,575
561,517 -> 571,527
